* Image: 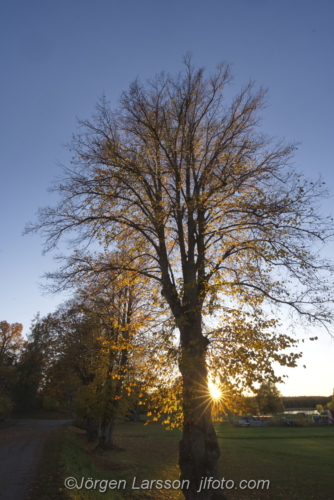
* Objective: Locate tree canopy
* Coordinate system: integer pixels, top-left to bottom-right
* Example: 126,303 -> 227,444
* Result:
26,56 -> 334,500
0,321 -> 24,364
256,381 -> 285,415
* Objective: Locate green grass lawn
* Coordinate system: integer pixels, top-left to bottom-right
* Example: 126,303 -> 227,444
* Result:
42,421 -> 334,500
215,423 -> 334,499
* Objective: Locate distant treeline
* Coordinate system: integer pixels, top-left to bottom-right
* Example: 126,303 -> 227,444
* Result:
282,396 -> 332,409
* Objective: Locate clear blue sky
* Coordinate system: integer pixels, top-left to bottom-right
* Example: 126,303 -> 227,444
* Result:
1,0 -> 333,396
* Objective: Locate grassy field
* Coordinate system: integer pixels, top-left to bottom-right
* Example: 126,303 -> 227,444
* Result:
38,421 -> 334,500
216,424 -> 334,499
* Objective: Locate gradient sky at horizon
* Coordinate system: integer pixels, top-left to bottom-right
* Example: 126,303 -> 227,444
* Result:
1,0 -> 333,397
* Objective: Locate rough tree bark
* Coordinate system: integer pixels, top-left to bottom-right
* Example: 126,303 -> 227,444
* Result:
178,316 -> 225,500
98,419 -> 115,448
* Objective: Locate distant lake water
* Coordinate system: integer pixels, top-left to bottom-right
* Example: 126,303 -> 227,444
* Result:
284,410 -> 319,415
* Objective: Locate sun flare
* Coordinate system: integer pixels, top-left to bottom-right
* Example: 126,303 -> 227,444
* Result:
208,380 -> 222,401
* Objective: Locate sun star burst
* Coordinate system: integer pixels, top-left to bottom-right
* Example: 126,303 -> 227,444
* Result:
208,380 -> 222,401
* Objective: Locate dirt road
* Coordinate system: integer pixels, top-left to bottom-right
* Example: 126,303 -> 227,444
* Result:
0,419 -> 69,500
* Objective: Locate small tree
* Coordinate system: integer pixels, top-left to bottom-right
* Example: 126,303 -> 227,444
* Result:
0,321 -> 25,418
27,57 -> 334,500
326,390 -> 334,410
256,381 -> 285,415
0,321 -> 24,364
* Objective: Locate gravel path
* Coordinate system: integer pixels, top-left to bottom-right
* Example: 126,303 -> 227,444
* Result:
0,419 -> 69,500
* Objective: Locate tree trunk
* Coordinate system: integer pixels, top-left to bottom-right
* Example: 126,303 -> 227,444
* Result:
179,321 -> 226,500
86,417 -> 99,442
98,419 -> 115,449
127,405 -> 140,422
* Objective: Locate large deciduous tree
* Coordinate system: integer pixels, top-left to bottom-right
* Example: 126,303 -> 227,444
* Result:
44,254 -> 165,446
26,57 -> 334,500
14,314 -> 57,414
